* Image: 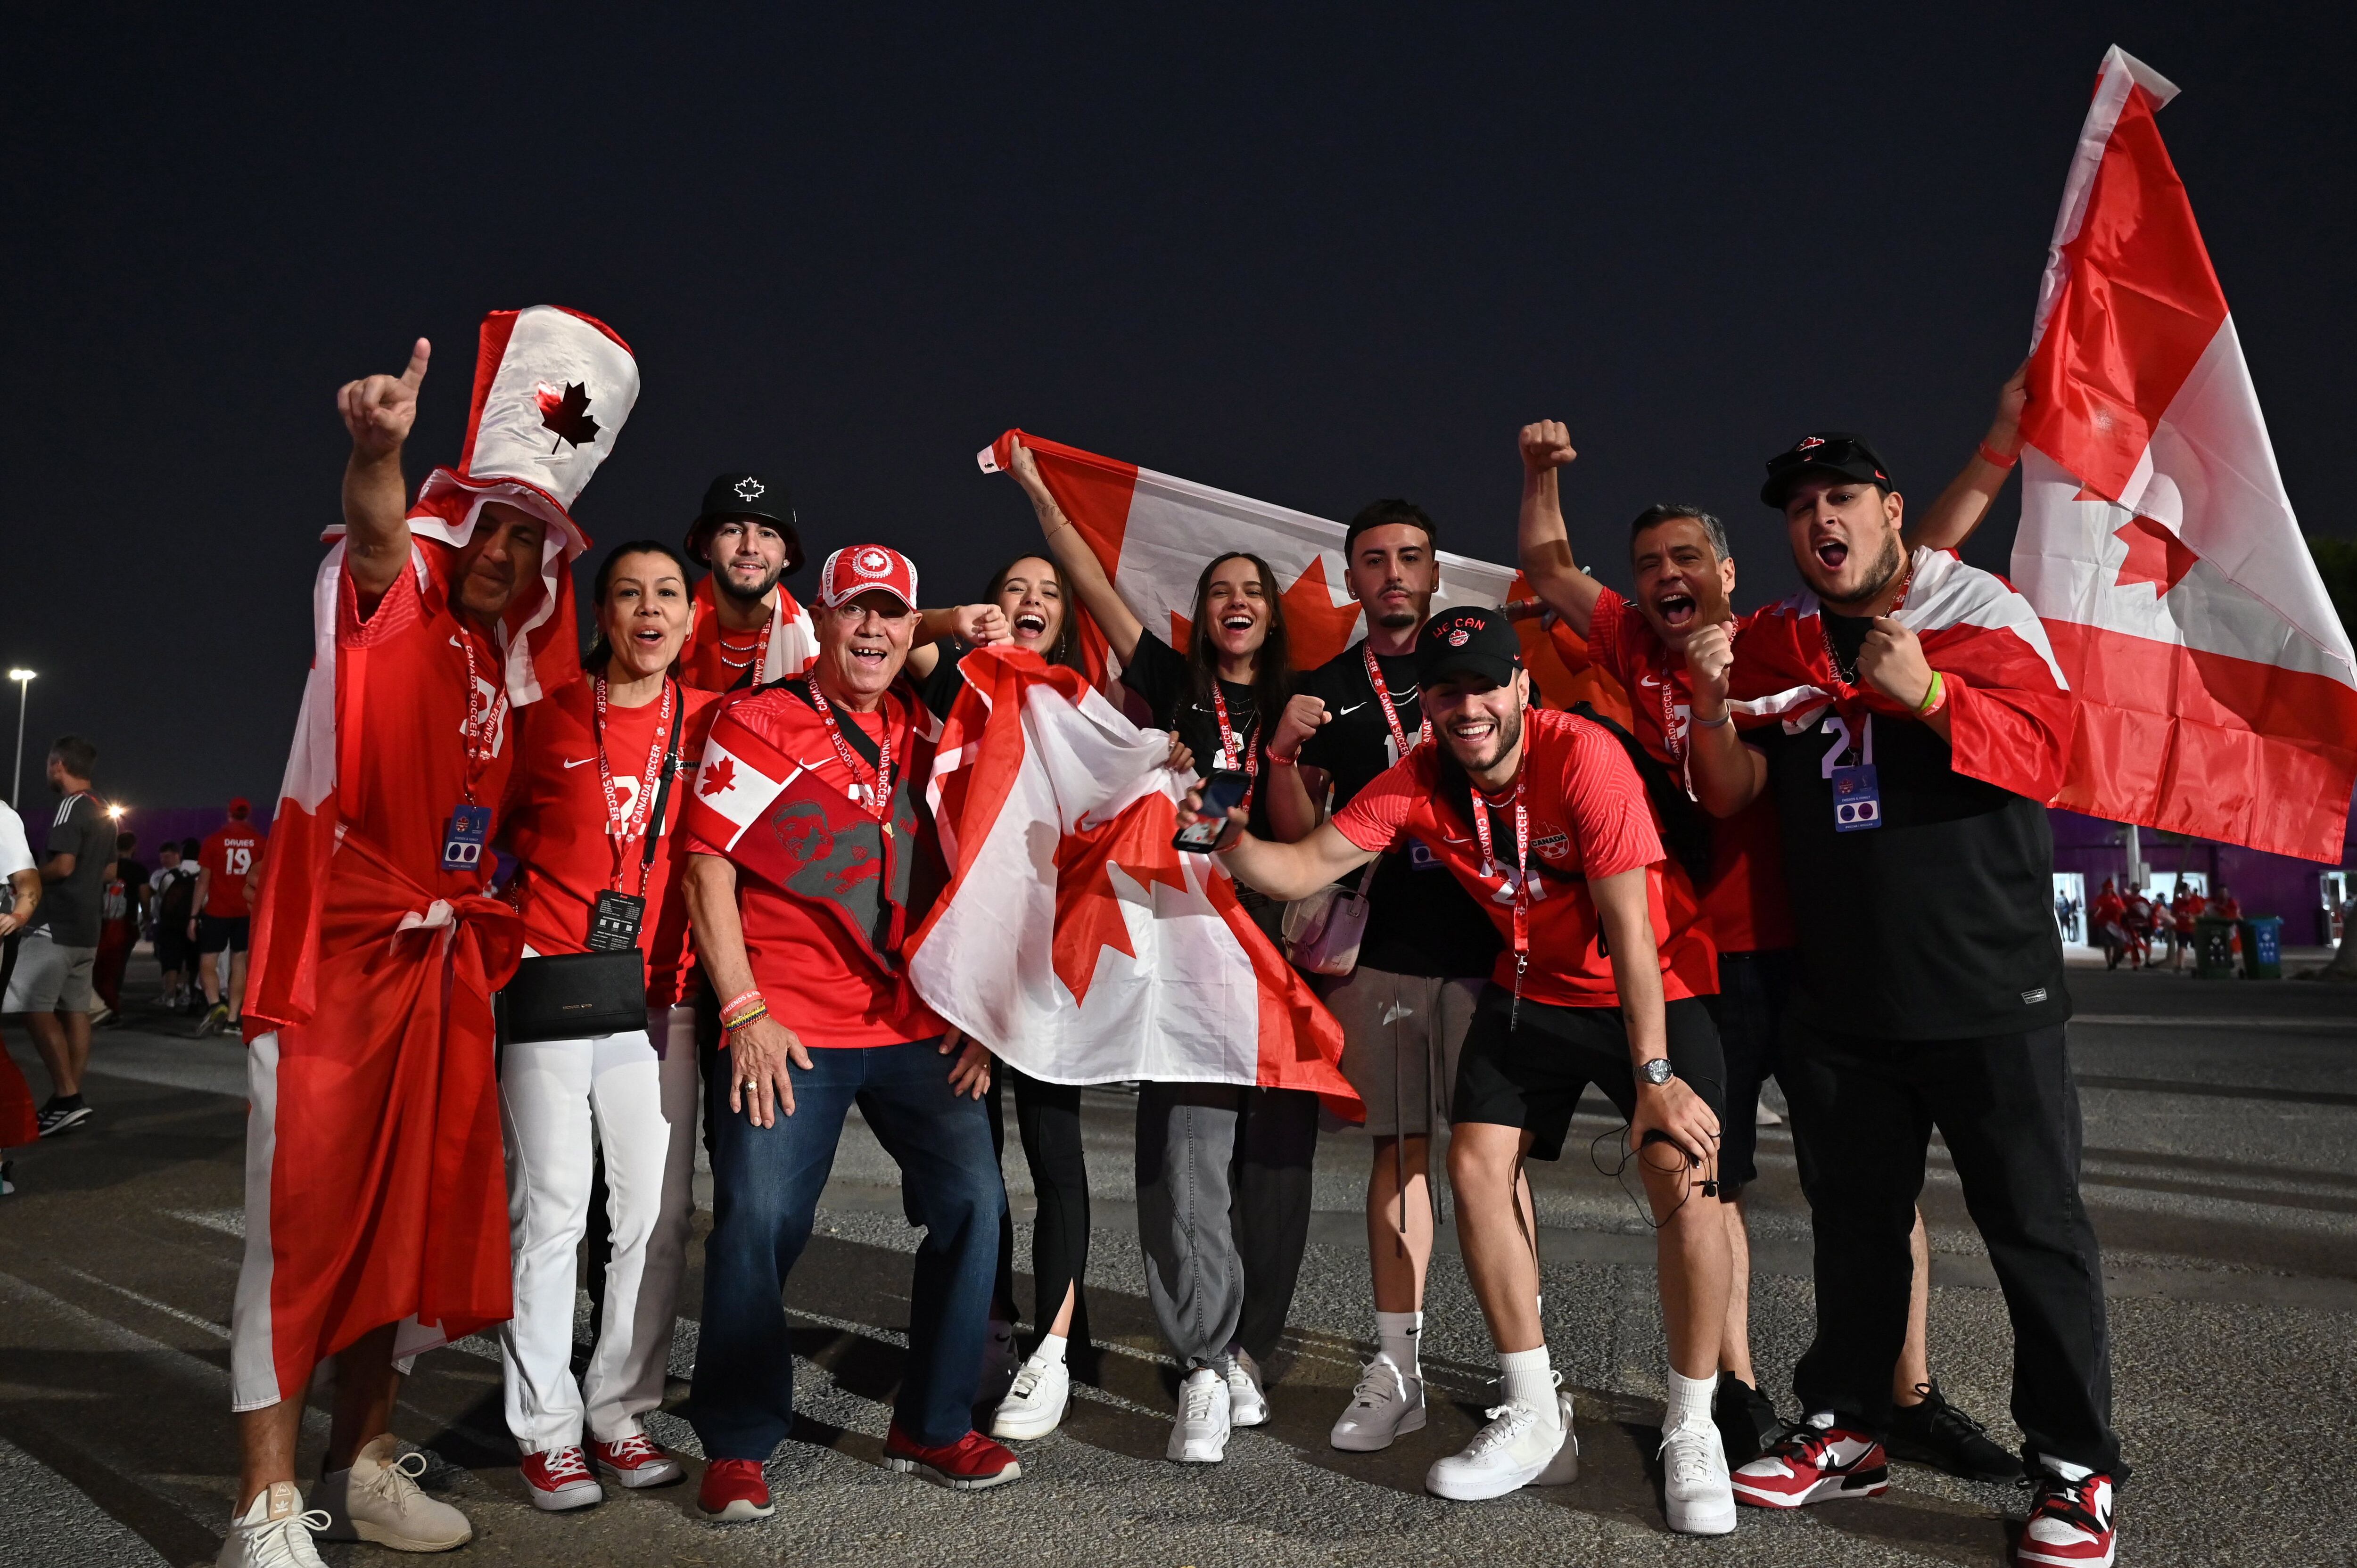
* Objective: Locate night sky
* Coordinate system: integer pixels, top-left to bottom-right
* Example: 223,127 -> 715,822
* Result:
6,6 -> 2350,811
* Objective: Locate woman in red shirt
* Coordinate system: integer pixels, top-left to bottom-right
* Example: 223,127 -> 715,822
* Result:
494,541 -> 722,1511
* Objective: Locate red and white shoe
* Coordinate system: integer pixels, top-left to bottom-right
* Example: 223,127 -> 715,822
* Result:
592,1433 -> 684,1488
696,1458 -> 774,1521
519,1446 -> 602,1511
883,1425 -> 1023,1491
2016,1469 -> 2117,1567
1731,1420 -> 1890,1508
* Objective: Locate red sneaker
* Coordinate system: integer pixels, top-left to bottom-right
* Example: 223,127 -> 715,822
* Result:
696,1458 -> 774,1521
519,1445 -> 602,1511
1731,1421 -> 1890,1508
592,1433 -> 683,1488
2016,1470 -> 2117,1567
883,1425 -> 1024,1491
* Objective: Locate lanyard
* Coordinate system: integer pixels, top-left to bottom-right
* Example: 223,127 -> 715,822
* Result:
1657,655 -> 1689,785
456,632 -> 511,804
593,677 -> 676,896
1363,643 -> 1430,759
815,690 -> 896,826
1817,563 -> 1913,688
1210,683 -> 1259,812
1466,769 -> 1531,1024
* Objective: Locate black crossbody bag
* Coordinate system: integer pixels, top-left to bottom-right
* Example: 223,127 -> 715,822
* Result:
497,689 -> 684,1046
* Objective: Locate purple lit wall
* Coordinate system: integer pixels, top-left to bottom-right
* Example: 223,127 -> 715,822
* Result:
2049,796 -> 2357,944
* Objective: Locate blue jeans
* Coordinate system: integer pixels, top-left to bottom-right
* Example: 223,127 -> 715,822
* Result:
690,1035 -> 1003,1459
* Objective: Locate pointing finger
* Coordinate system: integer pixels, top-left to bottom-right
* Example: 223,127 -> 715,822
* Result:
399,337 -> 430,390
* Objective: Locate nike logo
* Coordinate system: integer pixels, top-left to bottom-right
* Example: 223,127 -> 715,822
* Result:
1336,701 -> 1368,717
562,757 -> 596,769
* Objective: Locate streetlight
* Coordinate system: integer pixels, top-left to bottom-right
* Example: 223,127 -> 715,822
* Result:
8,669 -> 32,811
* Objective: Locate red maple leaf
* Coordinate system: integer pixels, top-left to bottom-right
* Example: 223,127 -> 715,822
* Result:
2113,515 -> 2198,596
699,756 -> 738,797
536,380 -> 601,454
1168,554 -> 1368,670
1052,798 -> 1193,1006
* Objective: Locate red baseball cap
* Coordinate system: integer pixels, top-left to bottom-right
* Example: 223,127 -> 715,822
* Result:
816,544 -> 920,612
228,796 -> 253,817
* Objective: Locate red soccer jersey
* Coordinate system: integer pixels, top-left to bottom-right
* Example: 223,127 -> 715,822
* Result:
1330,706 -> 1708,1007
200,823 -> 268,917
680,583 -> 820,692
1587,586 -> 1796,956
682,681 -> 946,1048
501,677 -> 723,1007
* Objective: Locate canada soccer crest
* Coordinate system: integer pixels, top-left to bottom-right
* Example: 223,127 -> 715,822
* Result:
857,548 -> 891,576
1448,628 -> 1471,647
1795,435 -> 1825,452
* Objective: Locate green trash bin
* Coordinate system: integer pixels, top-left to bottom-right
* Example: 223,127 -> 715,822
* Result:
2239,915 -> 2283,979
2192,915 -> 2238,979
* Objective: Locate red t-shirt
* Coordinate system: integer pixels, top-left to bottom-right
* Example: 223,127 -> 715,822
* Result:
200,822 -> 268,917
1587,586 -> 1796,955
1330,706 -> 1707,1007
501,677 -> 723,1007
335,546 -> 519,894
681,683 -> 945,1048
679,585 -> 820,692
2172,894 -> 2205,933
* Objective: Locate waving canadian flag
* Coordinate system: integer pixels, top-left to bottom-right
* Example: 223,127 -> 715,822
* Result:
2011,46 -> 2357,861
908,646 -> 1360,1116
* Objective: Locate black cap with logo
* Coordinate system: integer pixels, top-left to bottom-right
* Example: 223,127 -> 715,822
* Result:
1759,432 -> 1896,508
1417,605 -> 1524,691
684,472 -> 804,574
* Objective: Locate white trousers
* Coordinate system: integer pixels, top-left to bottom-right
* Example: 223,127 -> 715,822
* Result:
496,1002 -> 700,1453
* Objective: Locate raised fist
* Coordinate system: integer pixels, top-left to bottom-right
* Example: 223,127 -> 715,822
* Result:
1271,693 -> 1330,760
1686,622 -> 1734,709
1518,419 -> 1578,475
338,337 -> 430,458
1856,617 -> 1935,710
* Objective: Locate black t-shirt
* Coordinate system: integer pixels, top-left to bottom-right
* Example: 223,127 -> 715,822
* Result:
1756,616 -> 2070,1039
1121,630 -> 1285,840
915,635 -> 973,722
1295,641 -> 1502,979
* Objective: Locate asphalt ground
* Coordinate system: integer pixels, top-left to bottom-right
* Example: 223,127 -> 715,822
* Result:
4,954 -> 2355,1567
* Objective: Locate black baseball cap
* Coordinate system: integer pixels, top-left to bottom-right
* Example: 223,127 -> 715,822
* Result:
1417,605 -> 1523,690
684,472 -> 804,573
1760,432 -> 1896,508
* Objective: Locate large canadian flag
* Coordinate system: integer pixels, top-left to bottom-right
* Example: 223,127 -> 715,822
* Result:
2012,46 -> 2357,861
974,429 -> 1630,721
908,646 -> 1360,1116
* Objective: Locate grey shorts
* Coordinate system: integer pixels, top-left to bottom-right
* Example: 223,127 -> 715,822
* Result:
3,934 -> 98,1014
1319,968 -> 1484,1137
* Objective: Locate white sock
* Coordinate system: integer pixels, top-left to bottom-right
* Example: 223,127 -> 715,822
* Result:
1031,1332 -> 1068,1368
1498,1347 -> 1560,1429
1374,1310 -> 1422,1376
1665,1367 -> 1717,1434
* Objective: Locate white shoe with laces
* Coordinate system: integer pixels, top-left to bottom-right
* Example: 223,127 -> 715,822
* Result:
1533,1389 -> 1581,1485
1225,1349 -> 1269,1428
1426,1395 -> 1568,1501
991,1353 -> 1072,1440
1660,1420 -> 1737,1535
1329,1355 -> 1426,1452
1167,1366 -> 1231,1462
314,1435 -> 472,1552
215,1482 -> 330,1568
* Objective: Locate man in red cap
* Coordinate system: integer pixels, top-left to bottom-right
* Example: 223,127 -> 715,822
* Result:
192,798 -> 266,1036
681,542 -> 1021,1520
221,309 -> 633,1567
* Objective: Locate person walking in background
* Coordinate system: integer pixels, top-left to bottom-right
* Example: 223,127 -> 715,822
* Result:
91,829 -> 149,1021
2168,882 -> 2205,972
2090,880 -> 2129,970
2,738 -> 113,1137
0,804 -> 43,1193
150,840 -> 200,1010
192,799 -> 265,1036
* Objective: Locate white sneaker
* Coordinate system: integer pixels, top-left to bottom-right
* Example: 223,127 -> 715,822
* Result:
217,1483 -> 329,1568
1167,1366 -> 1231,1463
1661,1421 -> 1737,1535
1225,1349 -> 1269,1428
1329,1355 -> 1426,1452
991,1354 -> 1072,1440
1426,1396 -> 1567,1501
1533,1389 -> 1581,1485
315,1435 -> 472,1551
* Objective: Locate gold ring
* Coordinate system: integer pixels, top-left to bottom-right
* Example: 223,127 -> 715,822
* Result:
741,1081 -> 758,1093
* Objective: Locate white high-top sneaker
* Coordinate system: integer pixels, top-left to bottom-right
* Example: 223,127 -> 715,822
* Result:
1426,1395 -> 1570,1501
991,1352 -> 1073,1441
1661,1420 -> 1738,1535
314,1435 -> 472,1552
1329,1355 -> 1426,1452
216,1482 -> 328,1568
1167,1365 -> 1232,1463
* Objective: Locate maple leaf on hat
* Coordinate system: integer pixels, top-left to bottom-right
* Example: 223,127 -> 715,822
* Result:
536,381 -> 601,454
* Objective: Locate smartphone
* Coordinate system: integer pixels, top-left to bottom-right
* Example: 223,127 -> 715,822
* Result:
1172,770 -> 1251,853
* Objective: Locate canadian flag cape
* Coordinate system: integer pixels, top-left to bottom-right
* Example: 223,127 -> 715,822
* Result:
2011,46 -> 2357,861
909,646 -> 1360,1118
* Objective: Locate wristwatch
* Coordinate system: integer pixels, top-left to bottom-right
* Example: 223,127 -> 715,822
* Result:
1640,1058 -> 1675,1087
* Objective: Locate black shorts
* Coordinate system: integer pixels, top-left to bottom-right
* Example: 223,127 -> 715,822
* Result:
1715,948 -> 1795,1191
195,915 -> 250,955
155,928 -> 195,970
1451,983 -> 1726,1164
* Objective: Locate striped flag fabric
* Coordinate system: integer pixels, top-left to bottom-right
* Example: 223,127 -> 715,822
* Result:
909,646 -> 1360,1116
2011,45 -> 2357,861
679,711 -> 798,854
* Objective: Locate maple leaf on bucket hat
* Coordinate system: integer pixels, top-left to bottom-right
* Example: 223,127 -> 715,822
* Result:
684,471 -> 804,574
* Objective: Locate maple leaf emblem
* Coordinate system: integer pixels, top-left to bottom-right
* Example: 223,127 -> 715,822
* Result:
2112,514 -> 2199,597
1052,798 -> 1193,1006
700,756 -> 739,797
734,477 -> 766,503
535,381 -> 601,454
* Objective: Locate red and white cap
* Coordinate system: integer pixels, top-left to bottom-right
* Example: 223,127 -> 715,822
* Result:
817,544 -> 921,611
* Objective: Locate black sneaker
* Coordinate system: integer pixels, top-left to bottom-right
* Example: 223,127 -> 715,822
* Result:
36,1099 -> 91,1138
1713,1374 -> 1783,1465
1887,1380 -> 2022,1481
